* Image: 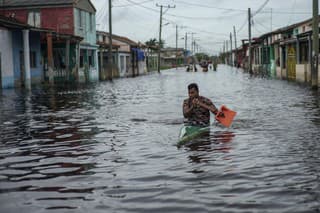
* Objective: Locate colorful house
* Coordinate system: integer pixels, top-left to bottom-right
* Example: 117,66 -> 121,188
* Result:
240,16 -> 320,86
1,0 -> 98,83
96,31 -> 147,78
0,15 -> 42,89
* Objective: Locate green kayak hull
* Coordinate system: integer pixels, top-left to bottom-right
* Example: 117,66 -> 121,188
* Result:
178,125 -> 210,146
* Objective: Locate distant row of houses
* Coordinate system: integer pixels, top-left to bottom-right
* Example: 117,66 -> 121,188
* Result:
0,0 -> 166,89
224,16 -> 320,85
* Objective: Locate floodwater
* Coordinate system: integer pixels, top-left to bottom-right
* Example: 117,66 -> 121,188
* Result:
0,65 -> 320,213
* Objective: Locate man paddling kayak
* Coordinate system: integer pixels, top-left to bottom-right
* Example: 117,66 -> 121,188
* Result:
183,83 -> 222,126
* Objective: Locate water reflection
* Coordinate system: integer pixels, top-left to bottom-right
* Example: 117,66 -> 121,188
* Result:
1,67 -> 320,213
186,131 -> 235,164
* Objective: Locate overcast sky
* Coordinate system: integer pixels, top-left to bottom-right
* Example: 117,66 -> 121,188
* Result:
91,0 -> 314,55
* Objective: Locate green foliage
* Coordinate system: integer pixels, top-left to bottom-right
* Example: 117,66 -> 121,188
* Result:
195,53 -> 209,61
145,38 -> 165,50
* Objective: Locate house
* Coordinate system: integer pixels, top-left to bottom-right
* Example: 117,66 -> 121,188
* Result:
235,16 -> 320,86
160,47 -> 185,68
1,0 -> 99,83
0,15 -> 42,89
96,31 -> 147,78
96,31 -> 121,80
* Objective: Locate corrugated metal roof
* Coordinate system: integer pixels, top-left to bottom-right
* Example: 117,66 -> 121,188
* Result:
97,31 -> 139,46
2,0 -> 75,7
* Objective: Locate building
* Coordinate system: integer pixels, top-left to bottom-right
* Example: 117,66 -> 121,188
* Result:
1,0 -> 98,83
97,31 -> 147,78
226,16 -> 320,86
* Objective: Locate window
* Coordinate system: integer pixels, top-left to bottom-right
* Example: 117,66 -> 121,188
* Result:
28,11 -> 40,27
78,9 -> 83,29
30,51 -> 37,68
89,13 -> 93,32
300,42 -> 309,63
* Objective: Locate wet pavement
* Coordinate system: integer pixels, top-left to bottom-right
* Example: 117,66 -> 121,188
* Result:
0,65 -> 320,213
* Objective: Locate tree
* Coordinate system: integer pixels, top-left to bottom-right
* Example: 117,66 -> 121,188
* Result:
195,53 -> 209,62
145,38 -> 165,50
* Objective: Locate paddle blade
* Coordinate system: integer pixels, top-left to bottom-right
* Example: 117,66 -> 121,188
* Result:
215,105 -> 237,128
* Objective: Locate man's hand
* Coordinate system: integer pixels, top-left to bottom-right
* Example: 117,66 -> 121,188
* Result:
217,111 -> 225,118
192,98 -> 200,107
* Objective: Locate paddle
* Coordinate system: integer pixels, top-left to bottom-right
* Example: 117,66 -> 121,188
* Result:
215,105 -> 237,128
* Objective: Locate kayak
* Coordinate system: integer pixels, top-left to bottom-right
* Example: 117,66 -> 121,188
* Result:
178,125 -> 210,146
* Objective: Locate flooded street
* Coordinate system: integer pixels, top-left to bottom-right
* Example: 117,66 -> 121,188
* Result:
1,65 -> 320,213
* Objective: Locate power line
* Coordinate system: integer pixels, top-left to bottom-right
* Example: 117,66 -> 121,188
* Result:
113,0 -> 153,7
252,0 -> 270,17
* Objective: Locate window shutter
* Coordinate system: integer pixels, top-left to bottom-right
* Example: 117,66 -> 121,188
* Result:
35,12 -> 40,28
28,12 -> 34,26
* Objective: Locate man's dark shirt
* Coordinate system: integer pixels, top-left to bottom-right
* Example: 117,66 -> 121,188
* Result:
183,96 -> 216,126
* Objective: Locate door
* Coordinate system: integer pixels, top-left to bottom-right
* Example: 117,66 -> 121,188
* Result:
287,46 -> 296,80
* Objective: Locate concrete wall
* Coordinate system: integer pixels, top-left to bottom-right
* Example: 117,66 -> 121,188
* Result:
295,63 -> 312,83
138,61 -> 147,75
296,64 -> 307,83
281,68 -> 287,79
276,66 -> 282,79
0,28 -> 14,88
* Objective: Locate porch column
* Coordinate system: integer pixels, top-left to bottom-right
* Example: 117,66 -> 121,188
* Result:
99,48 -> 104,80
285,45 -> 289,80
115,48 -> 119,77
65,39 -> 70,81
46,33 -> 54,84
308,34 -> 312,83
296,38 -> 300,64
23,29 -> 31,89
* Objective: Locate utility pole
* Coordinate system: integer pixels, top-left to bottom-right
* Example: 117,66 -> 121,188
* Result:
312,0 -> 319,89
184,32 -> 187,64
248,8 -> 252,74
270,8 -> 273,31
156,4 -> 175,73
176,24 -> 178,68
233,26 -> 237,67
230,32 -> 233,67
191,32 -> 196,55
108,0 -> 113,80
226,40 -> 228,65
223,41 -> 225,64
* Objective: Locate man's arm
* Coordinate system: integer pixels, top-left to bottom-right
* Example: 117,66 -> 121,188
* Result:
197,99 -> 219,115
183,100 -> 193,118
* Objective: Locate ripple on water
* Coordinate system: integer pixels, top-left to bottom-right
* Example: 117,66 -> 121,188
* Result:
1,68 -> 320,213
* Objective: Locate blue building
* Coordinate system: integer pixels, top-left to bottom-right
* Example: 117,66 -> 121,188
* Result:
0,15 -> 42,89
